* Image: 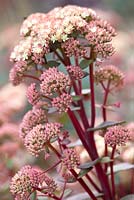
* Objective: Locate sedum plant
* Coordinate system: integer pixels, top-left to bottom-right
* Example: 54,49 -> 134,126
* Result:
9,5 -> 132,200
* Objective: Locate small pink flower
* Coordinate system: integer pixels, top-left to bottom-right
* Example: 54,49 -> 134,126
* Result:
52,93 -> 72,113
94,65 -> 124,88
10,165 -> 42,199
61,148 -> 80,170
9,61 -> 27,86
26,83 -> 40,105
19,108 -> 47,139
104,125 -> 131,147
66,65 -> 84,80
40,67 -> 71,96
24,123 -> 62,156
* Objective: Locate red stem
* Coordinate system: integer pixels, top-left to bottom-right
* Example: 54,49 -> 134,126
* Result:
102,80 -> 111,121
70,169 -> 98,200
110,145 -> 116,198
23,74 -> 40,81
85,174 -> 102,193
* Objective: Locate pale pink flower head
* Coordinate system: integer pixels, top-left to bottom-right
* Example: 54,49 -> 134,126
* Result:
66,65 -> 84,80
40,67 -> 71,96
94,65 -> 124,88
104,125 -> 131,147
20,13 -> 46,37
9,61 -> 27,86
19,108 -> 47,139
52,93 -> 72,113
10,165 -> 42,199
10,37 -> 32,62
26,83 -> 40,105
61,148 -> 80,170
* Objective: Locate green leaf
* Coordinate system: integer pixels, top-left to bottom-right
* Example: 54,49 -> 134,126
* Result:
44,60 -> 60,68
70,106 -> 81,111
87,121 -> 126,132
78,158 -> 101,169
120,194 -> 134,200
78,168 -> 92,178
63,189 -> 72,198
80,59 -> 93,69
78,157 -> 112,178
72,95 -> 82,101
100,156 -> 113,163
107,163 -> 134,175
50,136 -> 58,143
59,177 -> 76,183
31,191 -> 37,200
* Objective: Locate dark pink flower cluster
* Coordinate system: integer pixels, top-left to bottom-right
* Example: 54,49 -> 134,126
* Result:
104,125 -> 131,147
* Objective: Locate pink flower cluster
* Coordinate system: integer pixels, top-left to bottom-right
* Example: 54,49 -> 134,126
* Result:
104,125 -> 131,147
52,93 -> 72,113
61,148 -> 80,170
40,67 -> 71,96
24,123 -> 62,156
66,65 -> 84,80
19,108 -> 47,139
26,83 -> 40,105
10,165 -> 57,199
9,5 -> 116,86
94,65 -> 124,88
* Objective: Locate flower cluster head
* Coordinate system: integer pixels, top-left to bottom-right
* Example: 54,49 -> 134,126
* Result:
104,125 -> 131,147
61,148 -> 80,170
10,165 -> 57,199
94,65 -> 124,88
10,165 -> 42,199
24,122 -> 62,156
127,122 -> 134,141
40,67 -> 71,96
61,38 -> 87,57
52,93 -> 72,113
66,65 -> 84,80
10,5 -> 116,85
19,108 -> 47,139
9,61 -> 28,86
26,83 -> 40,105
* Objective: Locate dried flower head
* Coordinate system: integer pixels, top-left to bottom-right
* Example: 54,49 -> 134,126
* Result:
61,148 -> 80,170
10,165 -> 42,199
66,65 -> 84,80
52,93 -> 72,113
40,67 -> 71,96
19,108 -> 47,139
94,65 -> 124,88
26,83 -> 40,105
104,125 -> 131,147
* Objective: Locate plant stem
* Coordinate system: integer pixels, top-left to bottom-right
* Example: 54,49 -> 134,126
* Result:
85,174 -> 102,193
110,145 -> 116,198
70,169 -> 98,200
23,74 -> 40,81
87,53 -> 113,200
102,80 -> 111,121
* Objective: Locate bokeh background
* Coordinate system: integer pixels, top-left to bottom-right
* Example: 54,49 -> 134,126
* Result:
0,1 -> 134,199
